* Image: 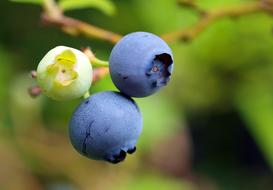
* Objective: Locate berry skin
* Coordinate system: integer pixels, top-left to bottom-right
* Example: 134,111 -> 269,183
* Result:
37,46 -> 92,101
109,32 -> 174,97
69,91 -> 142,164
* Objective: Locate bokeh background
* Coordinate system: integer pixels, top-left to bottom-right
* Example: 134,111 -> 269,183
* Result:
1,0 -> 273,189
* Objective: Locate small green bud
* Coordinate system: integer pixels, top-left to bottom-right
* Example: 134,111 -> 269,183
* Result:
37,46 -> 92,101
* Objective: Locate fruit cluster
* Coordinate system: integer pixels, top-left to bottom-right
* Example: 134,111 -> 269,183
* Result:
36,32 -> 174,164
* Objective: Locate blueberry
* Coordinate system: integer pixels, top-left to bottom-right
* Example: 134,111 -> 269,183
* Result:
109,32 -> 174,97
69,91 -> 142,164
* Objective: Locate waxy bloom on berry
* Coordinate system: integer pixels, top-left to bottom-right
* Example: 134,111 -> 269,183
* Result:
109,32 -> 174,97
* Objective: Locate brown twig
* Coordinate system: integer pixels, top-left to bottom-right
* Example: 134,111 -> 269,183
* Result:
81,47 -> 98,63
92,67 -> 109,83
162,1 -> 273,43
177,0 -> 207,16
42,0 -> 122,44
41,0 -> 273,44
82,47 -> 110,83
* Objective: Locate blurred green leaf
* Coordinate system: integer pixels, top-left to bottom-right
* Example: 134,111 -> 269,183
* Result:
136,94 -> 184,151
134,0 -> 196,33
9,73 -> 43,130
59,0 -> 116,16
235,82 -> 273,169
0,46 -> 13,129
9,0 -> 43,5
117,173 -> 195,190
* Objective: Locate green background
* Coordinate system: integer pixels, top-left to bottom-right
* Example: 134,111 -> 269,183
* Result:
1,0 -> 273,189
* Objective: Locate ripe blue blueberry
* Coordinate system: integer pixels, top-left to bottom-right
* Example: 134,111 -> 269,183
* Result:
69,91 -> 142,164
109,32 -> 174,97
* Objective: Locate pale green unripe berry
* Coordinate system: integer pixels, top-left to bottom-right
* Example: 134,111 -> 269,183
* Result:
37,46 -> 92,101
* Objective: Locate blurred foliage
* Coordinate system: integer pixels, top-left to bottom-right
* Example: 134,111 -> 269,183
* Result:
10,0 -> 43,5
59,0 -> 116,16
1,0 -> 273,189
235,82 -> 273,168
11,0 -> 116,16
118,173 -> 195,190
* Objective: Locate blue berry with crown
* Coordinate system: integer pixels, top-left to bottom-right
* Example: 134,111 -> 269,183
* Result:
109,32 -> 174,97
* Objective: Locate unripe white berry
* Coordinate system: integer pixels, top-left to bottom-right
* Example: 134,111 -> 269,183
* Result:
37,46 -> 92,101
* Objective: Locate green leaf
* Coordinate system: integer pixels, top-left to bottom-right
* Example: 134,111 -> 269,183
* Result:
59,0 -> 116,16
9,0 -> 43,5
136,94 -> 184,151
117,173 -> 194,190
235,82 -> 273,169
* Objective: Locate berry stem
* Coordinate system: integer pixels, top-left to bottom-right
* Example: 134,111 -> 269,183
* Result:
82,47 -> 109,68
83,91 -> 90,99
91,58 -> 109,67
